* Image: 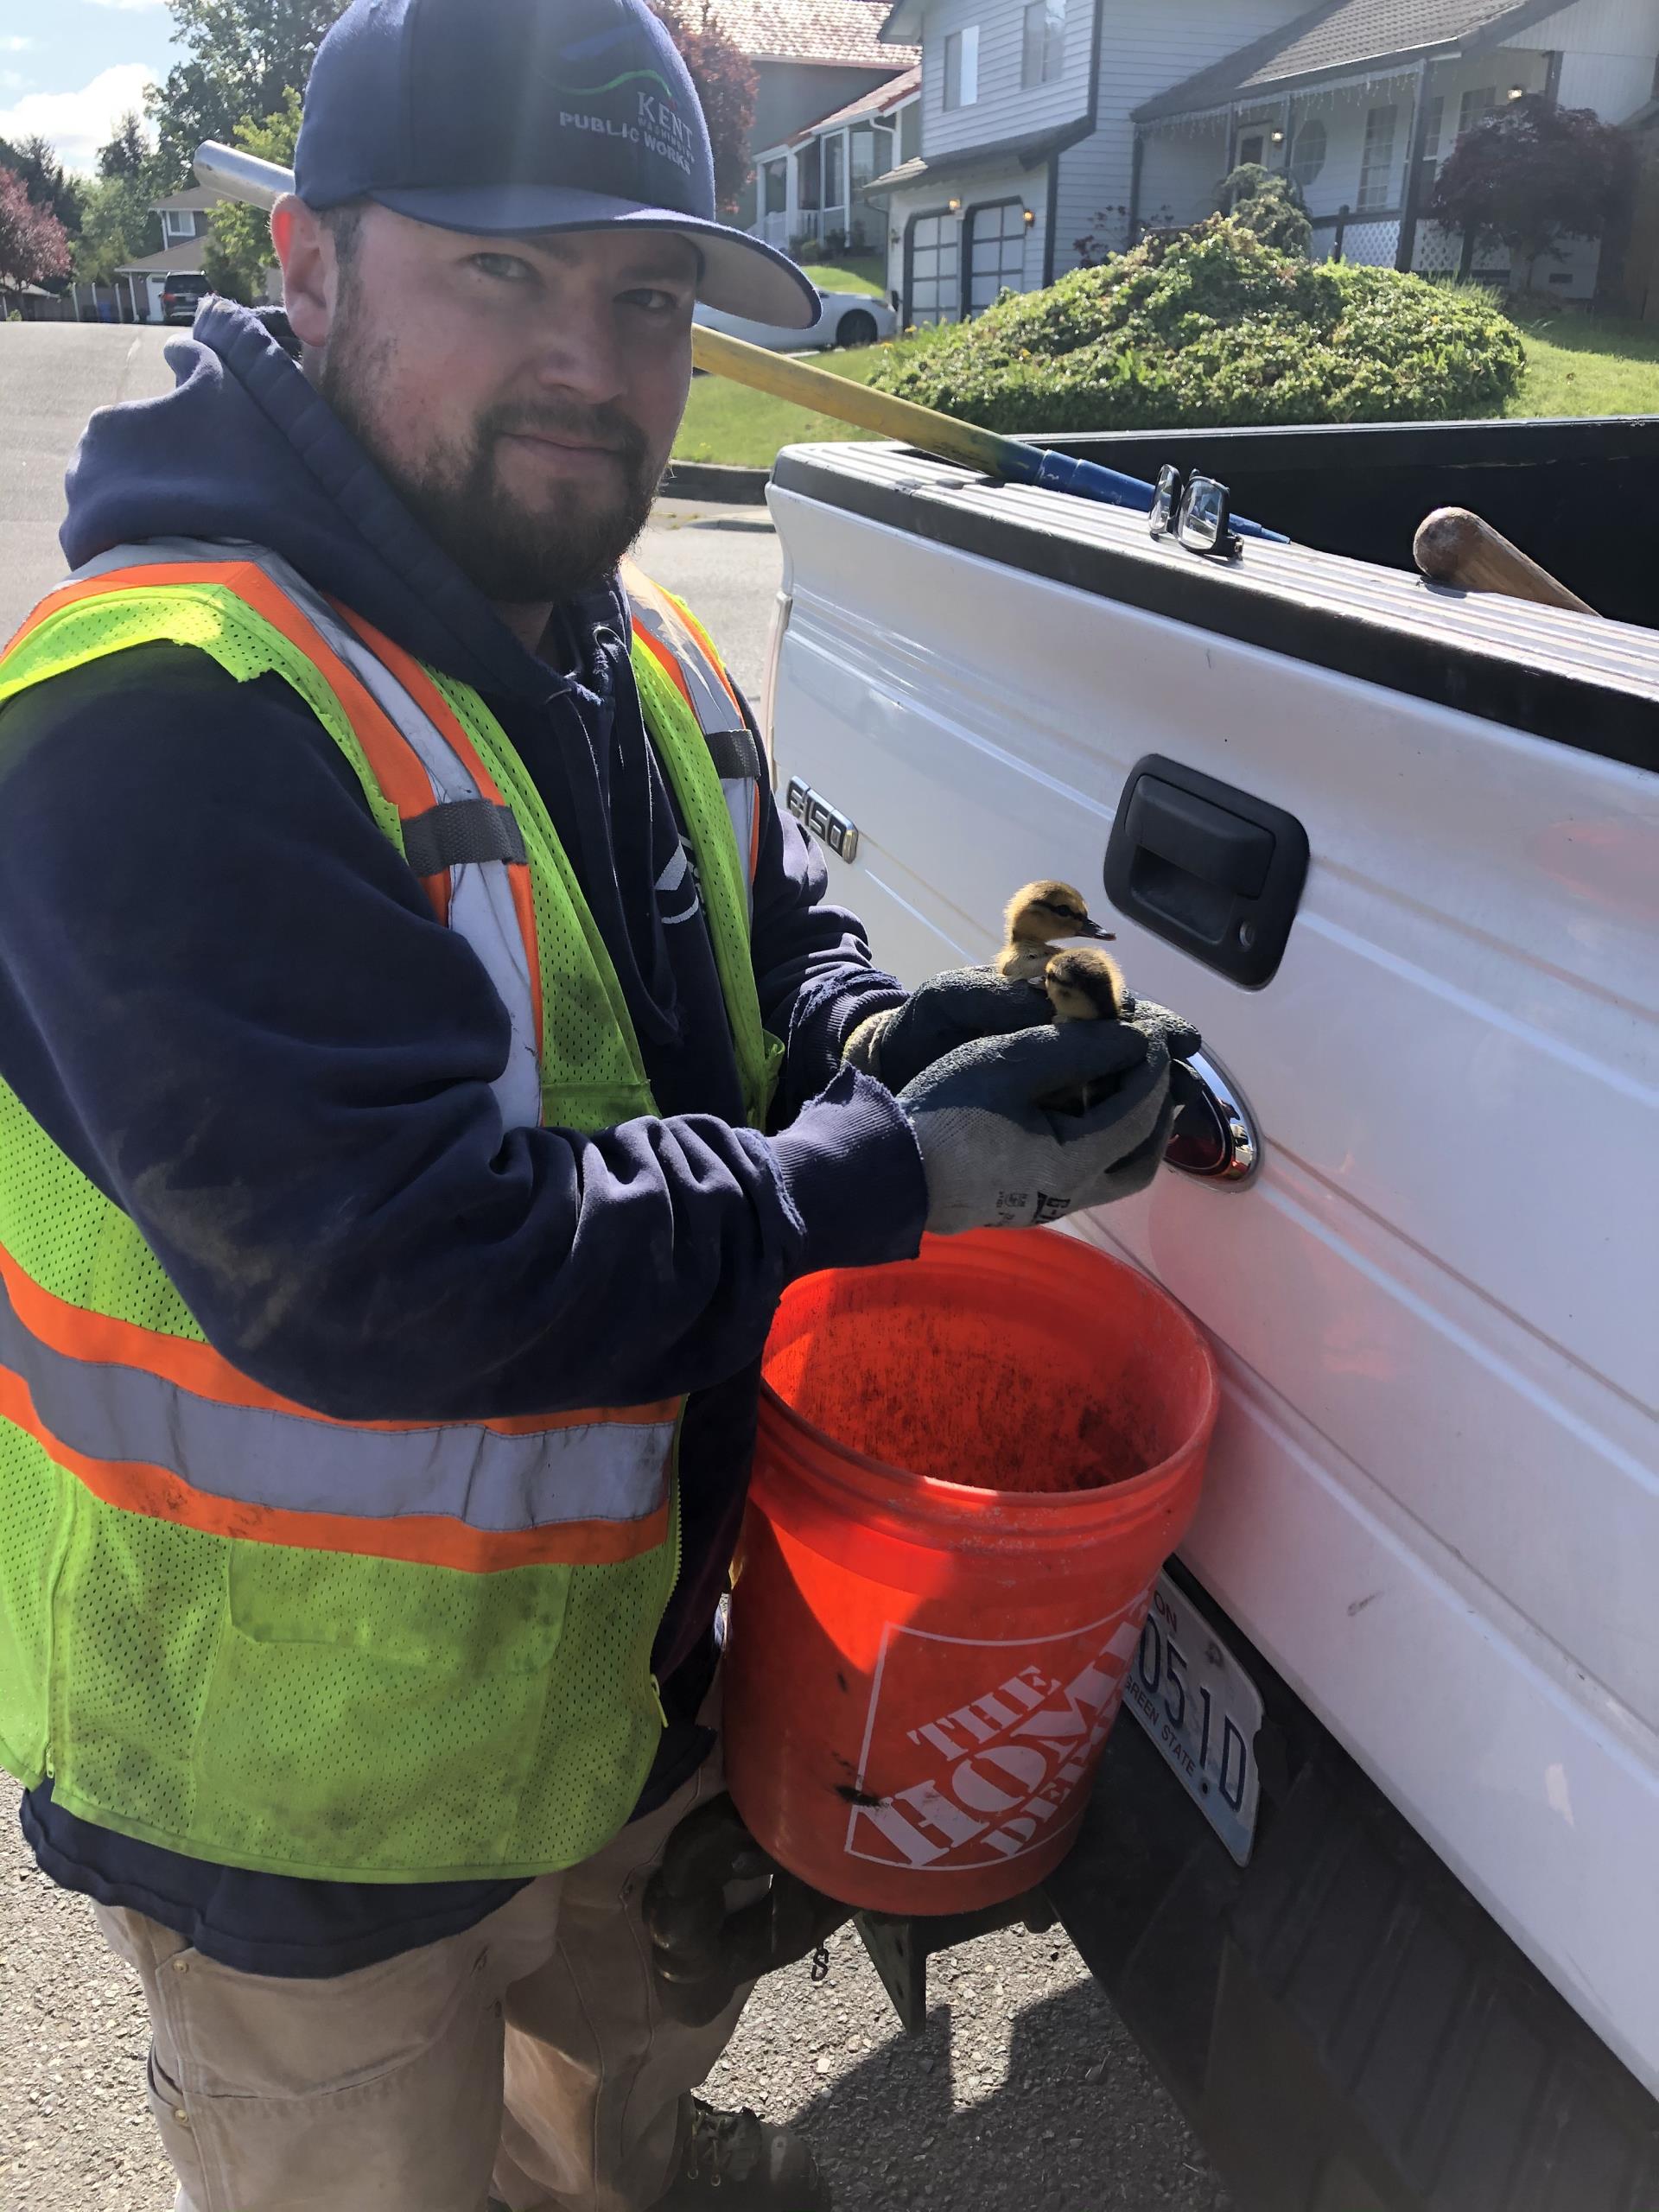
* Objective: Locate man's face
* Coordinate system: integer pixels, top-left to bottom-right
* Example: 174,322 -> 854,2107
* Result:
301,205 -> 697,607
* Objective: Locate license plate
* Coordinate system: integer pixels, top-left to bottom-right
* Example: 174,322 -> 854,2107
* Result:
1122,1572 -> 1263,1866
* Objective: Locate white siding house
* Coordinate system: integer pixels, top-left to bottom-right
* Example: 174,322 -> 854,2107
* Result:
753,65 -> 920,257
868,0 -> 1659,322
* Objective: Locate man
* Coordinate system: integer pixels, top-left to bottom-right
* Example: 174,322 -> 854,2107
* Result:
0,2 -> 1190,2206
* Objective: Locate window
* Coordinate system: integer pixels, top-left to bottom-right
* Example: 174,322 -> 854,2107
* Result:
907,208 -> 959,322
1459,85 -> 1497,135
870,120 -> 894,180
967,200 -> 1028,313
162,208 -> 194,241
1288,117 -> 1326,189
850,124 -> 877,196
797,140 -> 821,211
1022,0 -> 1065,88
899,99 -> 921,162
1357,105 -> 1396,210
763,160 -> 786,216
1414,93 -> 1444,203
944,26 -> 979,111
823,132 -> 846,211
1237,133 -> 1265,167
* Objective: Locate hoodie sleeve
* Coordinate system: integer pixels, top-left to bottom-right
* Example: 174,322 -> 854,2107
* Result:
0,647 -> 925,1424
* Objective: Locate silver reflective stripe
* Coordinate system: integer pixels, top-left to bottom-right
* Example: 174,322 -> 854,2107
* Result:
630,591 -> 737,738
0,1272 -> 671,1531
626,578 -> 758,919
67,539 -> 543,1135
721,777 -> 759,893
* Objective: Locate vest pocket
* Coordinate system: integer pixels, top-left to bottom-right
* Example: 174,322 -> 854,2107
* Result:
224,1541 -> 568,1674
189,1543 -> 573,1874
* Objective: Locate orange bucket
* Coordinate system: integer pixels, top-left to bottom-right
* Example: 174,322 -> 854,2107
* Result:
723,1228 -> 1217,1916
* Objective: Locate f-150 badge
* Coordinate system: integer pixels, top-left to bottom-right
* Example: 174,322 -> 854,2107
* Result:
785,777 -> 858,863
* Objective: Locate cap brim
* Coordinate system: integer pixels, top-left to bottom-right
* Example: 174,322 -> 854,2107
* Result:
369,184 -> 822,328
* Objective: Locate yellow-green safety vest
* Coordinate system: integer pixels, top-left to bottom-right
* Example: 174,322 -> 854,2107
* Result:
0,537 -> 779,1882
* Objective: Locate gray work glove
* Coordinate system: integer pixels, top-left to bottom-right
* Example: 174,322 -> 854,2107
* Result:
643,1795 -> 852,2028
842,967 -> 1050,1092
896,1018 -> 1179,1235
1120,992 -> 1202,1060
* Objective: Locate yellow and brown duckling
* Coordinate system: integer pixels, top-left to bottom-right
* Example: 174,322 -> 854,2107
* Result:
1042,944 -> 1128,1024
1040,944 -> 1130,1114
995,880 -> 1116,983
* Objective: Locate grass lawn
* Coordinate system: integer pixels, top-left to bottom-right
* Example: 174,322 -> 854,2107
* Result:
674,309 -> 1659,469
1512,313 -> 1659,416
795,257 -> 887,296
673,346 -> 885,467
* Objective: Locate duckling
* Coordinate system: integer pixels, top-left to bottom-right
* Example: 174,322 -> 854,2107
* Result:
1039,944 -> 1129,1115
995,880 -> 1116,983
1042,944 -> 1128,1025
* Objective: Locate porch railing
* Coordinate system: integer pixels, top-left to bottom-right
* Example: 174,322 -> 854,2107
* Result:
1311,203 -> 1491,280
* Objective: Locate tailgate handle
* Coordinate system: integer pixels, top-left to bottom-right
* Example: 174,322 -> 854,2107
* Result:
1105,756 -> 1308,988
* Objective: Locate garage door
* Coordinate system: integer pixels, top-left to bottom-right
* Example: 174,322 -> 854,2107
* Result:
908,213 -> 959,325
969,202 -> 1027,315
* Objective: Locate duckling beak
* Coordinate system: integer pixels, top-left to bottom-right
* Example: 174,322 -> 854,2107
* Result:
1076,917 -> 1116,941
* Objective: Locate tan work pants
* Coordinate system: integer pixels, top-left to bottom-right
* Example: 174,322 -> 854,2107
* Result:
92,1731 -> 752,2212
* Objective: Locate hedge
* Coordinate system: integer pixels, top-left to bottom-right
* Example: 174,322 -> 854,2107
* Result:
868,216 -> 1527,432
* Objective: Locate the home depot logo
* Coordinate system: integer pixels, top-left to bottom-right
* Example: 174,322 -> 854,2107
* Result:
842,1605 -> 1146,1872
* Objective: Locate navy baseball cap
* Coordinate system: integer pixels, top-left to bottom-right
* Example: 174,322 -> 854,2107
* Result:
295,0 -> 819,327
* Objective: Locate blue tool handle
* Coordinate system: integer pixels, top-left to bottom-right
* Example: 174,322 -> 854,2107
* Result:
1021,447 -> 1287,543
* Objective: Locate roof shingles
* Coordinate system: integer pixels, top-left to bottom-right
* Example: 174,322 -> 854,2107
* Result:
709,0 -> 914,67
1137,0 -> 1534,120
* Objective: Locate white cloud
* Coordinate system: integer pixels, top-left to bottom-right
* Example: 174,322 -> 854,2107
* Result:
0,61 -> 154,171
1,71 -> 30,91
1,36 -> 39,51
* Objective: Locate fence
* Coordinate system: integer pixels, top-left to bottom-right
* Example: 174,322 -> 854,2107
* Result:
3,282 -> 131,323
1310,205 -> 1506,284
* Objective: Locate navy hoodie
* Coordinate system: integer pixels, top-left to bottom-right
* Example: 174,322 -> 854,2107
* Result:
3,301 -> 924,1975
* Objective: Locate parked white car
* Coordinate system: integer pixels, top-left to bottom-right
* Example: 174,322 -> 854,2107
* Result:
695,286 -> 896,355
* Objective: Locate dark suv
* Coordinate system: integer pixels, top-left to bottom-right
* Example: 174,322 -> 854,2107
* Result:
160,273 -> 209,325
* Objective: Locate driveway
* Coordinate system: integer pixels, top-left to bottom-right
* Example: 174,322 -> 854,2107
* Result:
0,321 -> 1230,2212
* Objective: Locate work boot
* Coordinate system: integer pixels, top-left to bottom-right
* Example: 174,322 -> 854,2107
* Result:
653,2097 -> 831,2209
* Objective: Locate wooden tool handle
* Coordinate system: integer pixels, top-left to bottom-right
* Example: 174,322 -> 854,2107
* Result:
1413,506 -> 1596,616
690,323 -> 1017,479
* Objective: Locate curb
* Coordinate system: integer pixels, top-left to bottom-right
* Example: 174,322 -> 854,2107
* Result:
659,461 -> 772,505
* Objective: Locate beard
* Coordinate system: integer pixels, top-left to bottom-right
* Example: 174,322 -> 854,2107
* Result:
319,307 -> 660,607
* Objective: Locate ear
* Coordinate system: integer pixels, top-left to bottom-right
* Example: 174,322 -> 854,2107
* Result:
271,194 -> 331,350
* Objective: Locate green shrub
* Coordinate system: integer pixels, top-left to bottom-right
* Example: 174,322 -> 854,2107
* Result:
1217,163 -> 1312,257
869,217 -> 1526,432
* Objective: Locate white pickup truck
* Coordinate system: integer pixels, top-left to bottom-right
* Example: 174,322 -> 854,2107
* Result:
759,419 -> 1659,2209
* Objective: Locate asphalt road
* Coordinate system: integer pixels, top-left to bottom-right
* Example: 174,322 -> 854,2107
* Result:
0,322 -> 1230,2212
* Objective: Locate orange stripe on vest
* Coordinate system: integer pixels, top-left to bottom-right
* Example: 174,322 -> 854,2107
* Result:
0,1360 -> 671,1572
0,1244 -> 673,1439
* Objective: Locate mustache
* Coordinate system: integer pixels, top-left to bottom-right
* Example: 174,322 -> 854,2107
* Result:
482,403 -> 650,461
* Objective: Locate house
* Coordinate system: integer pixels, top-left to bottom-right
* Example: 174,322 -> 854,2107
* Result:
869,0 -> 1659,323
708,0 -> 919,223
752,64 -> 920,255
1602,95 -> 1659,315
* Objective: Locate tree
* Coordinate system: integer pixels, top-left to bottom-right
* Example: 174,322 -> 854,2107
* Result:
149,0 -> 347,184
0,167 -> 73,300
74,175 -> 162,288
1216,163 -> 1312,257
13,134 -> 85,239
99,111 -> 154,183
1429,95 -> 1635,289
203,86 -> 299,303
652,0 -> 756,216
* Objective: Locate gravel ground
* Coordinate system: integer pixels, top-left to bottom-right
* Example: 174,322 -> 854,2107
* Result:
3,1808 -> 1230,2210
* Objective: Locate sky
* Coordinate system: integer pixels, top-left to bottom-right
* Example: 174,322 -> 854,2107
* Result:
0,0 -> 183,172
